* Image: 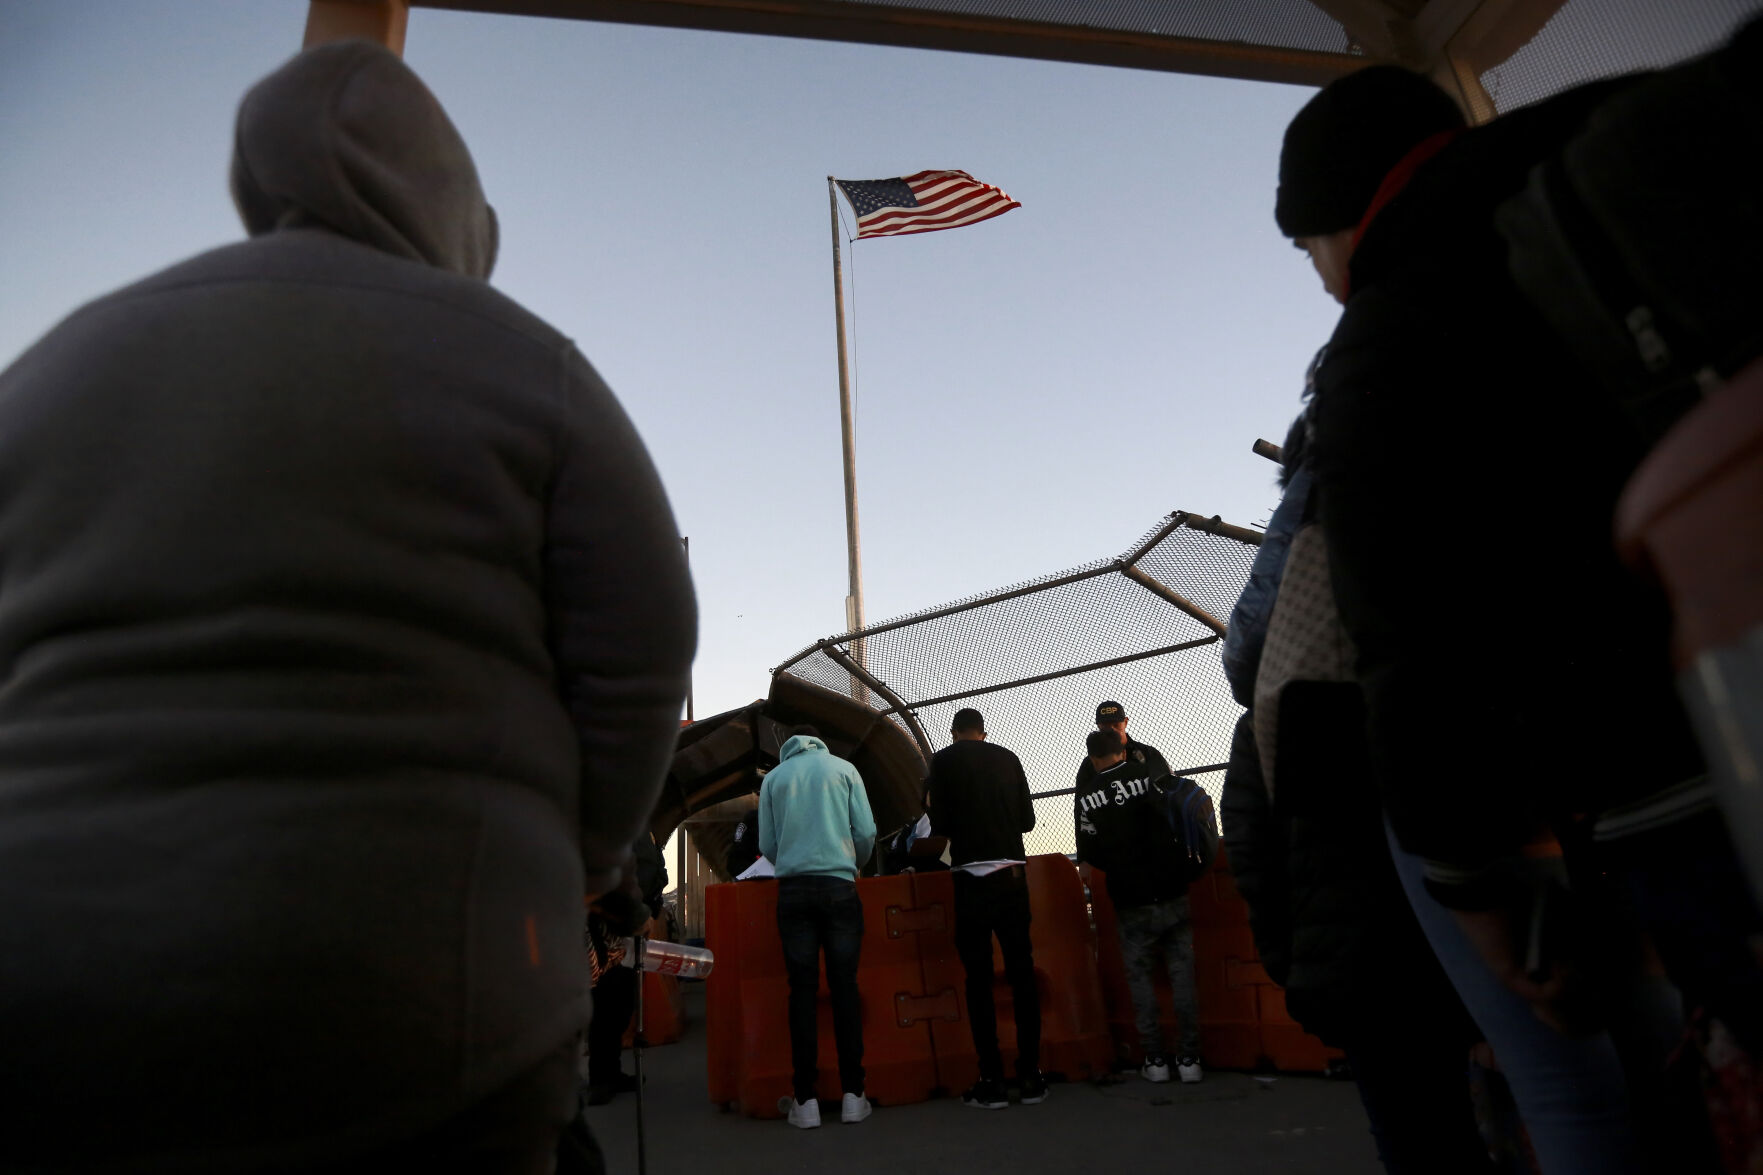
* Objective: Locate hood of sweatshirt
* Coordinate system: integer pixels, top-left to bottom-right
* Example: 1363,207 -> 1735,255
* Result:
230,39 -> 498,279
778,734 -> 828,762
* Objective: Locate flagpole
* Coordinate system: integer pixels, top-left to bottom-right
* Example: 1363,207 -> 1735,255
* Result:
828,179 -> 867,677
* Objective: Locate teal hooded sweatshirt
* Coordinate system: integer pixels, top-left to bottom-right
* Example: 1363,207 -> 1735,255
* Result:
759,735 -> 876,881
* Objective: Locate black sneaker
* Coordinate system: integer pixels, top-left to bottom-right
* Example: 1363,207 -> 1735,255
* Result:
961,1078 -> 1009,1110
1017,1069 -> 1050,1104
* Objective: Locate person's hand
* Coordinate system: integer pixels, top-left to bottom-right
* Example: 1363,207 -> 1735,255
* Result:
1450,900 -> 1599,1037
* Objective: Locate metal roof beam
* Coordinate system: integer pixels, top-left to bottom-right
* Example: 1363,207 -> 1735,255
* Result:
408,0 -> 1370,85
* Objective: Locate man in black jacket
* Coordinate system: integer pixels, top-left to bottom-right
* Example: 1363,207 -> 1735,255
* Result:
1075,729 -> 1202,1084
925,708 -> 1046,1109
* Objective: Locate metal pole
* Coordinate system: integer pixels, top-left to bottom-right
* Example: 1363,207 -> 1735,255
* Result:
633,937 -> 647,1175
674,830 -> 685,941
828,179 -> 870,704
828,179 -> 865,641
1252,438 -> 1284,465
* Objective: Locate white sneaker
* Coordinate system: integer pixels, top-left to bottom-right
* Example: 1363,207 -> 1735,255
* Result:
1177,1057 -> 1203,1084
840,1092 -> 872,1123
1140,1057 -> 1171,1083
779,1096 -> 821,1129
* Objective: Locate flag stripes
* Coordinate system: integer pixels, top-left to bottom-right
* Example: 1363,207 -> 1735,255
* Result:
835,170 -> 1021,239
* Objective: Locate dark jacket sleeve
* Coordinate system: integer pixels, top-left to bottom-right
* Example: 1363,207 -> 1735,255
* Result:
546,346 -> 698,897
923,758 -> 942,835
1013,749 -> 1036,834
634,833 -> 668,915
1307,291 -> 1550,875
1219,713 -> 1292,987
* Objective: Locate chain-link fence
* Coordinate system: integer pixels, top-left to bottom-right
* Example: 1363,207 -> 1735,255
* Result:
773,509 -> 1259,856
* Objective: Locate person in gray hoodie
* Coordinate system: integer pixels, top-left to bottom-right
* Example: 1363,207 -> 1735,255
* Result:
0,40 -> 695,1173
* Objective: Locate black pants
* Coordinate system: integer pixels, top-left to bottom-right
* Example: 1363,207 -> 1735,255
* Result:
585,963 -> 636,1086
776,875 -> 866,1102
954,866 -> 1040,1081
1348,1022 -> 1498,1175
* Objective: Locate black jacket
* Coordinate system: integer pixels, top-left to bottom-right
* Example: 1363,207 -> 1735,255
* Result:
1223,696 -> 1471,1050
925,739 -> 1035,866
1074,736 -> 1171,791
0,42 -> 696,1166
635,833 -> 670,918
1220,715 -> 1293,988
1074,757 -> 1188,907
1308,77 -> 1703,886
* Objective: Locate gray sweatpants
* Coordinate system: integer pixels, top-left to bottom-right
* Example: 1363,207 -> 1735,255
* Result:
1117,894 -> 1200,1059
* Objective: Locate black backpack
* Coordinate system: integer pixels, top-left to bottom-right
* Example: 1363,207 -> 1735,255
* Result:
1157,775 -> 1220,885
1497,17 -> 1763,445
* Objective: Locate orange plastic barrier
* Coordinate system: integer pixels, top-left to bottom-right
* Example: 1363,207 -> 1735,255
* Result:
704,856 -> 1113,1117
621,971 -> 684,1048
703,876 -> 942,1117
1093,847 -> 1340,1073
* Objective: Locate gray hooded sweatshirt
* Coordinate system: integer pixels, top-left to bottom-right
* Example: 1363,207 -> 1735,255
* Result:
0,41 -> 695,1168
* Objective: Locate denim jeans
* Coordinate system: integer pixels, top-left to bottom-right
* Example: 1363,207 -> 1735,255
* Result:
954,867 -> 1040,1080
1116,894 -> 1200,1059
776,875 -> 865,1102
1384,821 -> 1665,1175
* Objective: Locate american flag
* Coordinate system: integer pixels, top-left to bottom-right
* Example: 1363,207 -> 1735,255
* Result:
834,170 -> 1021,240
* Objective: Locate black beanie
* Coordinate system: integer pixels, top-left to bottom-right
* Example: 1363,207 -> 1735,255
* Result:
1275,65 -> 1467,238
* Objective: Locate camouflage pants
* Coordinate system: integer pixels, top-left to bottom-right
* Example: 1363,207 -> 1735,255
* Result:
1117,894 -> 1200,1059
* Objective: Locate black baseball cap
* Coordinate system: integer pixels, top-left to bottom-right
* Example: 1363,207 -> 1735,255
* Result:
1096,701 -> 1126,725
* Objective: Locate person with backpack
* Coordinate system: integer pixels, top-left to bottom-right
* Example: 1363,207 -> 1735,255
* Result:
1223,407 -> 1499,1175
1278,61 -> 1716,1172
1075,728 -> 1205,1084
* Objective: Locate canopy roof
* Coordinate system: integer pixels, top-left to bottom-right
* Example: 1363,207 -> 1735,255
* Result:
399,0 -> 1574,116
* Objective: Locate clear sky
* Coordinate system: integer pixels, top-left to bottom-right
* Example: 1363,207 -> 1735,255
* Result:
1,1 -> 1341,724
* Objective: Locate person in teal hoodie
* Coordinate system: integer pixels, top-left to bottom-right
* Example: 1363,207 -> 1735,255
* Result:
758,727 -> 877,1130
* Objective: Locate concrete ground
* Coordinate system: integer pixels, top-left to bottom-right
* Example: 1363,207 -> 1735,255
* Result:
583,983 -> 1382,1175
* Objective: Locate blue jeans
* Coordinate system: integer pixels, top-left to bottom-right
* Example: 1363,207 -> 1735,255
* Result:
1384,822 -> 1654,1175
776,875 -> 865,1102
